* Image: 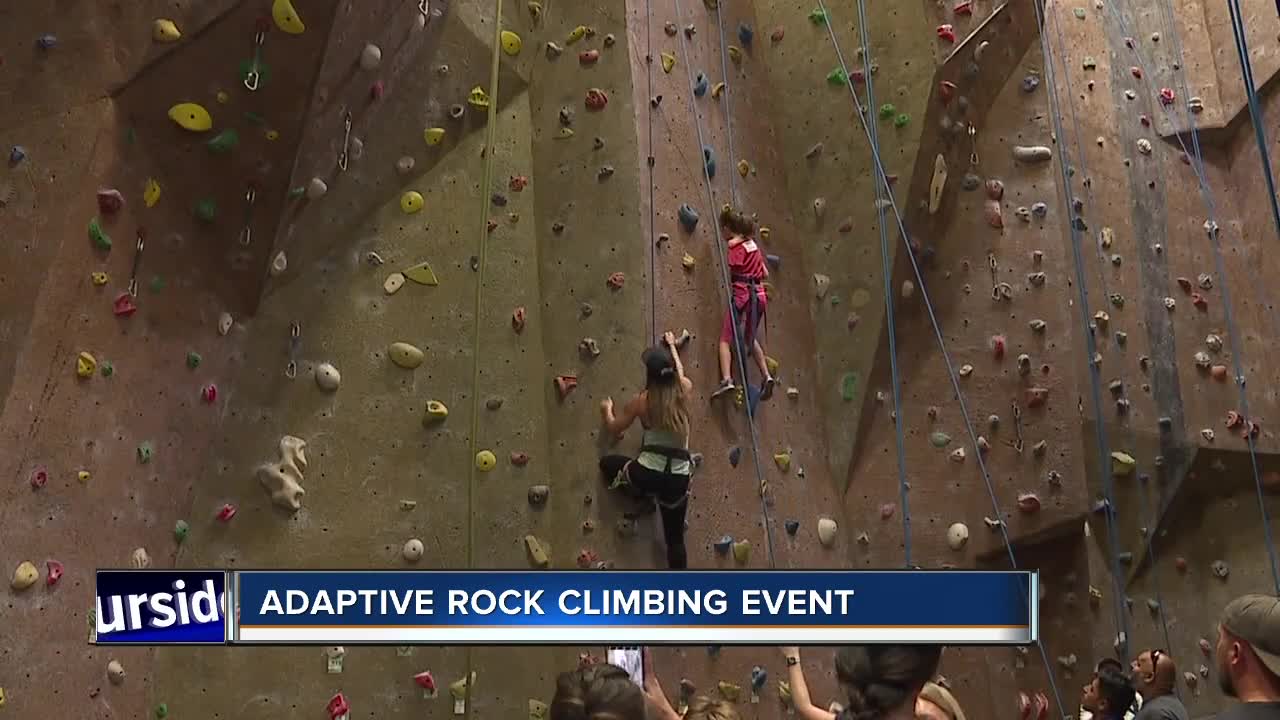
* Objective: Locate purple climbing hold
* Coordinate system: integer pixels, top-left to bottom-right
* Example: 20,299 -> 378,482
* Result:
9,146 -> 26,166
703,146 -> 716,178
678,203 -> 699,232
693,72 -> 709,97
37,34 -> 57,50
738,23 -> 754,47
728,446 -> 741,467
766,253 -> 780,269
713,535 -> 733,554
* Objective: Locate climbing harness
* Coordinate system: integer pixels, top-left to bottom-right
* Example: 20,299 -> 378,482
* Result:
819,0 -> 1069,714
127,230 -> 145,297
337,112 -> 353,172
243,21 -> 267,92
285,321 -> 301,378
239,183 -> 256,246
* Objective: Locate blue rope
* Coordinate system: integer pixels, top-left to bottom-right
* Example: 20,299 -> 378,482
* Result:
814,3 -> 1068,716
672,0 -> 780,568
851,0 -> 912,566
713,5 -> 740,208
645,0 -> 658,345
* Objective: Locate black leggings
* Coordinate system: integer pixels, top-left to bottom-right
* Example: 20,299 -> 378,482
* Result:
600,454 -> 690,569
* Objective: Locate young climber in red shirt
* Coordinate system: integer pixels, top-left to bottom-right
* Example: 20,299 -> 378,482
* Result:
710,205 -> 776,400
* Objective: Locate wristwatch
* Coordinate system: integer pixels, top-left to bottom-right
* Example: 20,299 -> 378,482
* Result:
786,656 -> 799,667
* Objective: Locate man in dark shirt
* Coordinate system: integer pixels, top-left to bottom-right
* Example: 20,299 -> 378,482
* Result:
1131,649 -> 1188,720
1215,593 -> 1280,720
1083,664 -> 1138,720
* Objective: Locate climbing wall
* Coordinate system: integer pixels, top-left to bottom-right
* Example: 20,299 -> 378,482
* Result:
5,0 -> 1280,719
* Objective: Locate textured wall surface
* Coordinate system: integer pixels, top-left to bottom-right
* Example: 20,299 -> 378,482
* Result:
3,0 -> 1280,719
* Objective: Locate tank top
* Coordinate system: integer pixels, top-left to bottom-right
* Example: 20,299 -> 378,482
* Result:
636,428 -> 692,476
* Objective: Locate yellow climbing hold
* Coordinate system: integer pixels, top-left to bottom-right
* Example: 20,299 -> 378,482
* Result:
168,102 -> 212,131
271,0 -> 306,34
468,87 -> 490,109
11,561 -> 38,591
660,52 -> 676,73
773,450 -> 791,472
400,191 -> 424,214
567,25 -> 588,44
143,178 -> 161,207
711,81 -> 726,99
737,159 -> 750,177
555,127 -> 575,139
76,352 -> 97,378
1111,451 -> 1137,477
500,30 -> 523,56
765,356 -> 780,376
77,470 -> 91,483
728,45 -> 743,63
424,127 -> 446,146
424,400 -> 449,423
402,261 -> 438,286
91,272 -> 109,286
215,90 -> 230,104
682,253 -> 696,270
476,450 -> 497,471
265,129 -> 280,141
152,18 -> 182,43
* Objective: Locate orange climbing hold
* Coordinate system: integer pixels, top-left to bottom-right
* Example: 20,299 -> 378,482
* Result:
554,374 -> 578,400
953,1 -> 973,15
585,88 -> 608,110
607,271 -> 625,289
509,175 -> 529,192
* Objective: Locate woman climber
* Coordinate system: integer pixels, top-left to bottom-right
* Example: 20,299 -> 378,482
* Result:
599,332 -> 694,569
710,205 -> 776,401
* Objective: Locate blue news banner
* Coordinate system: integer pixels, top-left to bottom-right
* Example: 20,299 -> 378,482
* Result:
94,569 -> 1036,646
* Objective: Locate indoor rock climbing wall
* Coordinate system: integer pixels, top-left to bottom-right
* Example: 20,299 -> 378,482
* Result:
4,0 -> 1280,719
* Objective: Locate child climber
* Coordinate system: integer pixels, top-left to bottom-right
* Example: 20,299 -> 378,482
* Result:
710,205 -> 776,401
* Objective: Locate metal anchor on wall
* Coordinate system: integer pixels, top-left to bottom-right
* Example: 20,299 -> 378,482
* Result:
244,21 -> 267,91
239,183 -> 257,246
968,124 -> 979,167
338,112 -> 353,171
1003,401 -> 1025,453
286,322 -> 302,379
127,229 -> 145,297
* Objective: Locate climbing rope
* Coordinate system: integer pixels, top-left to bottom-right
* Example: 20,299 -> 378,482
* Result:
671,0 -> 779,568
814,3 -> 1070,716
852,0 -> 913,567
462,1 -> 505,715
645,0 -> 659,345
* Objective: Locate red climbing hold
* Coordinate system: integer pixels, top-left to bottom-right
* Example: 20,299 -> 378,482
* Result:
936,24 -> 956,43
1191,292 -> 1208,310
1175,556 -> 1188,572
512,306 -> 527,333
885,174 -> 899,185
1033,693 -> 1049,720
1140,114 -> 1151,127
509,175 -> 529,192
30,467 -> 47,489
990,334 -> 1006,360
1159,88 -> 1175,105
770,27 -> 785,43
607,271 -> 625,289
879,503 -> 895,519
414,671 -> 437,694
1025,387 -> 1049,408
510,451 -> 530,466
201,384 -> 218,403
1226,410 -> 1244,429
850,69 -> 865,84
46,559 -> 64,586
577,548 -> 599,568
954,0 -> 973,14
1211,365 -> 1228,380
939,81 -> 957,104
327,693 -> 350,720
579,49 -> 600,64
113,292 -> 138,317
1016,493 -> 1042,513
97,188 -> 125,214
370,80 -> 385,100
1244,419 -> 1261,439
585,88 -> 608,110
216,503 -> 237,522
554,374 -> 579,400
1130,66 -> 1142,78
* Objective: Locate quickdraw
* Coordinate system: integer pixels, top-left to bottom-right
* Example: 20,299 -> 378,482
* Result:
127,230 -> 145,297
244,21 -> 267,91
337,112 -> 353,172
239,183 -> 257,246
286,322 -> 301,379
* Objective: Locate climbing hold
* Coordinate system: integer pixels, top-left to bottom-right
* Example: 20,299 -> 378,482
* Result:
315,363 -> 342,391
606,272 -> 625,289
660,52 -> 676,73
1111,452 -> 1136,477
1025,387 -> 1049,408
567,25 -> 589,44
1159,87 -> 1175,105
985,200 -> 1003,228
305,177 -> 328,200
1013,145 -> 1053,163
256,435 -> 306,511
151,18 -> 182,43
554,374 -> 579,399
383,272 -> 407,295
703,146 -> 716,178
817,517 -> 837,547
736,159 -> 750,177
130,547 -> 152,569
693,73 -> 709,97
401,191 -> 425,214
269,250 -> 288,277
681,253 -> 696,271
419,400 -> 450,426
728,446 -> 742,467
424,127 -> 446,146
597,165 -> 615,180
1017,493 -> 1042,513
585,88 -> 608,110
678,204 -> 699,232
718,682 -> 742,702
475,450 -> 498,472
525,535 -> 550,568
468,87 -> 491,109
1021,74 -> 1040,93
929,432 -> 951,448
511,307 -> 527,333
36,33 -> 57,50
271,0 -> 306,33
773,450 -> 791,473
731,539 -> 750,564
840,372 -> 857,401
947,523 -> 969,550
828,68 -> 849,86
206,128 -> 239,154
10,561 -> 37,591
579,49 -> 599,64
403,538 -> 425,562
1211,560 -> 1229,579
87,218 -> 112,251
501,30 -> 523,56
928,155 -> 947,214
949,448 -> 966,463
168,102 -> 212,131
937,24 -> 956,43
95,188 -> 126,216
185,350 -> 202,370
75,351 -> 98,379
389,342 -> 425,369
1136,138 -> 1152,155
893,114 -> 910,128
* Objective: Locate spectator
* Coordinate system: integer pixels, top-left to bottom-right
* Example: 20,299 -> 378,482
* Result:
1082,663 -> 1138,720
916,681 -> 968,720
1215,593 -> 1280,719
1130,649 -> 1187,720
1082,659 -> 1141,720
549,663 -> 645,720
835,644 -> 944,720
639,650 -> 740,720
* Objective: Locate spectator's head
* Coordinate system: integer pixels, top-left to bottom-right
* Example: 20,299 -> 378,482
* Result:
834,645 -> 943,720
1130,649 -> 1176,696
1216,593 -> 1280,700
915,681 -> 966,720
684,696 -> 739,720
719,205 -> 755,238
1080,665 -> 1136,720
550,663 -> 645,720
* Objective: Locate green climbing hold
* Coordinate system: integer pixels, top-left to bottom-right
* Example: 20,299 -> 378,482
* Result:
206,128 -> 239,153
840,372 -> 858,401
288,186 -> 306,199
173,520 -> 189,544
137,441 -> 154,464
155,703 -> 169,719
89,218 -> 112,250
186,350 -> 202,369
194,198 -> 217,222
929,432 -> 952,448
830,295 -> 840,306
1073,7 -> 1086,18
879,103 -> 896,118
100,360 -> 114,377
244,110 -> 267,125
148,275 -> 165,293
894,113 -> 910,128
827,68 -> 848,85
808,8 -> 827,24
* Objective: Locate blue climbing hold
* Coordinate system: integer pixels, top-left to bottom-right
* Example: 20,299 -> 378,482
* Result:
728,446 -> 741,467
738,23 -> 754,47
693,72 -> 709,97
751,666 -> 768,690
37,34 -> 57,50
784,519 -> 800,535
9,146 -> 27,166
1021,74 -> 1040,93
703,146 -> 716,178
713,535 -> 733,554
766,253 -> 780,269
678,203 -> 699,232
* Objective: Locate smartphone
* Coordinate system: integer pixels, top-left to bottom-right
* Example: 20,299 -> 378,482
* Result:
607,646 -> 644,686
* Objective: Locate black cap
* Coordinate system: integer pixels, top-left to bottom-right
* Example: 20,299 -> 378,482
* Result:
642,346 -> 677,385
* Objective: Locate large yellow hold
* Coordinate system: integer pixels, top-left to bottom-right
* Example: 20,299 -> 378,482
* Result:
272,0 -> 306,34
500,30 -> 522,56
400,191 -> 424,214
152,19 -> 181,43
168,103 -> 212,131
423,127 -> 445,146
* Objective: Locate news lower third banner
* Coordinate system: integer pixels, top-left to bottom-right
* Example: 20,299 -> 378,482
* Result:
95,569 -> 1036,645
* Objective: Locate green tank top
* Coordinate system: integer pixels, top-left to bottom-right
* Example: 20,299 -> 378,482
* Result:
636,428 -> 692,476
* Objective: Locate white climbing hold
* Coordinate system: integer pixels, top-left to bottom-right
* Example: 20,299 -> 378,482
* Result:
107,659 -> 126,685
928,154 -> 947,214
389,342 -> 425,369
1013,145 -> 1053,163
396,156 -> 416,174
1136,138 -> 1152,155
270,251 -> 288,277
315,363 -> 342,391
360,43 -> 383,70
403,538 -> 425,562
130,547 -> 151,569
306,177 -> 328,199
947,522 -> 969,550
384,272 -> 406,295
901,280 -> 915,300
217,311 -> 233,336
813,273 -> 831,300
257,435 -> 307,512
817,517 -> 838,547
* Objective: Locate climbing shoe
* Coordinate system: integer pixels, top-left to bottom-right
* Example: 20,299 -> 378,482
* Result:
761,376 -> 776,400
710,379 -> 736,399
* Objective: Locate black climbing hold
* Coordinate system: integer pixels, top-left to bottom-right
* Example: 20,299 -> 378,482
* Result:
469,256 -> 480,271
738,23 -> 753,47
9,146 -> 27,166
1073,217 -> 1088,231
703,146 -> 716,178
784,519 -> 800,535
766,254 -> 780,269
693,72 -> 709,97
728,447 -> 741,467
678,204 -> 699,232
